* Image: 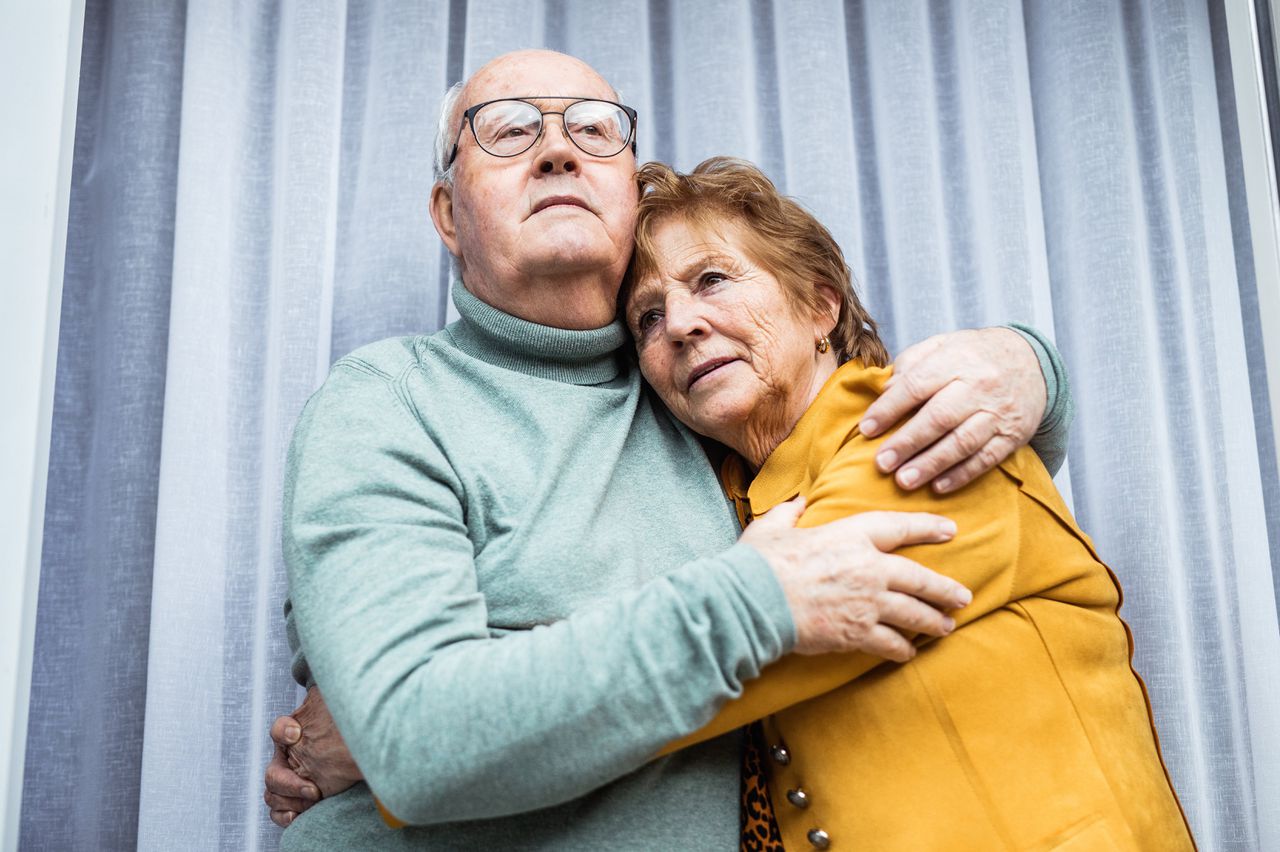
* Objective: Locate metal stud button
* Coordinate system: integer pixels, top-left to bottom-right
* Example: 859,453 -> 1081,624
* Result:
807,828 -> 831,849
786,787 -> 810,809
770,745 -> 791,765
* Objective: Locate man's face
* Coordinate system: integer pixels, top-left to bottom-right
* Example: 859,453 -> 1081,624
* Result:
432,52 -> 639,326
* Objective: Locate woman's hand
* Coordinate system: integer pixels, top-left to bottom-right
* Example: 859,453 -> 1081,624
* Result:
263,686 -> 363,827
859,327 -> 1046,493
741,498 -> 968,660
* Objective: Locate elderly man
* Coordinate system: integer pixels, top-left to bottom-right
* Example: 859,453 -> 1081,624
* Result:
268,50 -> 1071,850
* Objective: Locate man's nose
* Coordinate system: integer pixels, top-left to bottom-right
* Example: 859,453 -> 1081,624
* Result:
534,117 -> 579,174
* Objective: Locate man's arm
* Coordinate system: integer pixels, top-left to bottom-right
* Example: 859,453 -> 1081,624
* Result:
283,361 -> 967,827
1007,322 -> 1074,475
861,325 -> 1073,492
662,418 -> 1027,755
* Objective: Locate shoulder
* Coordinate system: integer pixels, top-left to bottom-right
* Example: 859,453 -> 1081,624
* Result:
331,335 -> 429,382
292,336 -> 434,456
311,333 -> 446,411
800,362 -> 1023,533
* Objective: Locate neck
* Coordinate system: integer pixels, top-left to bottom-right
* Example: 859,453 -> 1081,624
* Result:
460,264 -> 623,330
729,356 -> 839,471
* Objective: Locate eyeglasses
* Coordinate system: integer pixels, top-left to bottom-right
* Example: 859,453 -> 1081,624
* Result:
446,97 -> 638,166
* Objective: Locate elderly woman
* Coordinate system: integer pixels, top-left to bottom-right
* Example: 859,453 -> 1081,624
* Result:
624,158 -> 1195,851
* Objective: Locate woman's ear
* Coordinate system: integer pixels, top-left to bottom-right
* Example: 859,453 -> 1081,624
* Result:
813,282 -> 843,336
430,181 -> 460,257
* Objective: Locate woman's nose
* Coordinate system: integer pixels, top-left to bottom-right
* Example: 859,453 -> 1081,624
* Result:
663,296 -> 708,343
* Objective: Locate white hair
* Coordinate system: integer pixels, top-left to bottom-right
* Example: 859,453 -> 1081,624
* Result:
433,81 -> 466,185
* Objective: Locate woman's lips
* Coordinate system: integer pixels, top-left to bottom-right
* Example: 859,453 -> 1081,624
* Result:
687,357 -> 739,390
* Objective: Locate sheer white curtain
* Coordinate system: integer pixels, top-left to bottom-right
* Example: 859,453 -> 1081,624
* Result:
21,1 -> 1279,849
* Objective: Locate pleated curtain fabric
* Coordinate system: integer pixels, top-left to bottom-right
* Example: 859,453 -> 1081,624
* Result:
20,1 -> 1280,850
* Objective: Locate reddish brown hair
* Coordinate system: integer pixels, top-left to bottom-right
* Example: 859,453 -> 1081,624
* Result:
626,157 -> 888,366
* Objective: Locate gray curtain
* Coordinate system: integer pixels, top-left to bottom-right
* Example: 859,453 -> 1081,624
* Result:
22,1 -> 1280,850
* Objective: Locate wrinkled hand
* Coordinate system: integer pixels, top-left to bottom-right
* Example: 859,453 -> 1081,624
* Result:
264,687 -> 362,828
265,718 -> 318,828
860,327 -> 1046,493
742,499 -> 970,659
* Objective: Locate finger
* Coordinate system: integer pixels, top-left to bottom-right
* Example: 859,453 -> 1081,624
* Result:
270,810 -> 298,829
748,495 -> 806,531
932,434 -> 1021,494
859,624 -> 918,663
879,553 -> 972,608
271,714 -> 302,747
860,361 -> 950,439
851,511 -> 957,551
891,409 -> 998,490
266,758 -> 320,800
875,590 -> 957,637
265,790 -> 314,812
871,382 -> 976,482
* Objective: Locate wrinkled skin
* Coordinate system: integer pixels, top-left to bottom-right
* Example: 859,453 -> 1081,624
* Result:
429,51 -> 638,330
626,217 -> 840,468
861,327 -> 1047,493
265,687 -> 362,827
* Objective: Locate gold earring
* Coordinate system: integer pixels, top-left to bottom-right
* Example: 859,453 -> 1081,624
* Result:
816,336 -> 830,354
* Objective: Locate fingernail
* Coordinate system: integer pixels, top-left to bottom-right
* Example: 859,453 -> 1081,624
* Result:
898,467 -> 919,488
935,477 -> 952,492
285,725 -> 301,742
942,617 -> 956,633
302,786 -> 320,801
876,449 -> 897,471
285,812 -> 295,825
940,519 -> 957,536
862,418 -> 879,436
955,588 -> 973,607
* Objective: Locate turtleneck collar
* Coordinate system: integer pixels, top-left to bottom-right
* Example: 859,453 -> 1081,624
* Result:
444,280 -> 628,385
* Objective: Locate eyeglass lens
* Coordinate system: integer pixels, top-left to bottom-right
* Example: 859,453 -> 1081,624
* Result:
471,100 -> 632,158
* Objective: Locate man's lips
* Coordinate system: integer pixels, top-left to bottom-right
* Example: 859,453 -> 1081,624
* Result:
686,357 -> 739,391
530,195 -> 592,215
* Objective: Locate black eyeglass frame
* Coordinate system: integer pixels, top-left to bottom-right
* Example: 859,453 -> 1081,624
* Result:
445,96 -> 639,167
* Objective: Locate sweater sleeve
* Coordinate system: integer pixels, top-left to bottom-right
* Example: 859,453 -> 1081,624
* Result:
283,359 -> 795,826
1005,323 -> 1074,476
662,424 -> 1026,755
282,596 -> 313,689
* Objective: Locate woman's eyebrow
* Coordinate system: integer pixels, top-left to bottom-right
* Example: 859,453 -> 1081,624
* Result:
626,278 -> 660,315
673,252 -> 736,281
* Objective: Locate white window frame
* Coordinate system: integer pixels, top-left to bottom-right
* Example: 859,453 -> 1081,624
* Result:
0,3 -> 86,850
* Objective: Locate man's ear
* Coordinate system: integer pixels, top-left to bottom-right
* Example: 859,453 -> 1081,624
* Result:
430,181 -> 460,258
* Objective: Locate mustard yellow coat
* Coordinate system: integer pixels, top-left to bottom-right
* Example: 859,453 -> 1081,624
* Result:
667,362 -> 1194,851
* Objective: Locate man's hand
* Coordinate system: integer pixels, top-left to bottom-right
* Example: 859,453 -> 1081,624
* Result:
741,499 -> 970,659
265,719 -> 318,828
264,687 -> 363,828
860,327 -> 1046,493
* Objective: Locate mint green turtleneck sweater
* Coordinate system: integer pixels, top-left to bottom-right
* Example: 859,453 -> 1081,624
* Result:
281,283 -> 797,850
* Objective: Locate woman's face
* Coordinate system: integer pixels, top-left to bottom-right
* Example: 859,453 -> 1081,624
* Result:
626,216 -> 836,457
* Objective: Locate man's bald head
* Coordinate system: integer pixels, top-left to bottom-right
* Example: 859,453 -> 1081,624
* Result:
433,50 -> 621,184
